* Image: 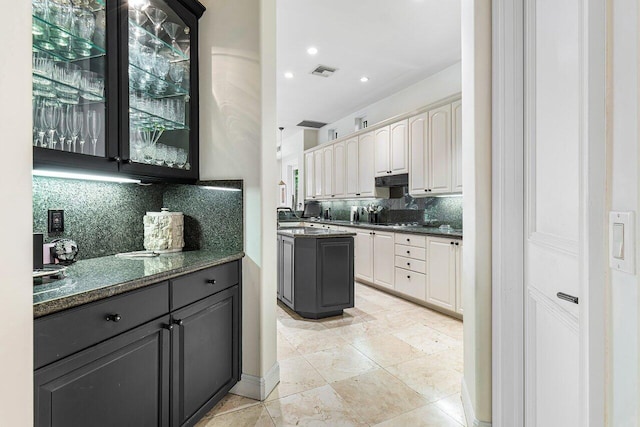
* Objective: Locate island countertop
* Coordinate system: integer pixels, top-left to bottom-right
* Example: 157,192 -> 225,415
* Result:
277,227 -> 356,239
33,249 -> 244,318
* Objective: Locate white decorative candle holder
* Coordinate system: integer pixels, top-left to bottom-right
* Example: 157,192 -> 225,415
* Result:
143,208 -> 185,253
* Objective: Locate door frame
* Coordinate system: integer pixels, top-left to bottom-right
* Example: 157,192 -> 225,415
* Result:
491,0 -> 607,425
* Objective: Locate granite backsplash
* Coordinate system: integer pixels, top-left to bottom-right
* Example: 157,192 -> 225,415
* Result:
33,177 -> 243,260
318,193 -> 463,229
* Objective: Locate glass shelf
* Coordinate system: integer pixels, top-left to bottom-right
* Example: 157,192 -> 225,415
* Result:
128,20 -> 188,61
129,106 -> 189,131
33,72 -> 105,105
32,15 -> 106,61
128,63 -> 188,98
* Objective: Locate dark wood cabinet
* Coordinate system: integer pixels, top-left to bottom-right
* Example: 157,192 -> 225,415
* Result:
32,0 -> 205,183
35,315 -> 172,427
34,260 -> 241,427
277,234 -> 355,319
171,285 -> 241,426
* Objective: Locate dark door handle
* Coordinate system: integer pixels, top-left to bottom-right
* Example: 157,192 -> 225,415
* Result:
163,323 -> 174,330
106,313 -> 121,322
406,251 -> 410,254
206,279 -> 217,285
173,319 -> 184,326
557,292 -> 579,304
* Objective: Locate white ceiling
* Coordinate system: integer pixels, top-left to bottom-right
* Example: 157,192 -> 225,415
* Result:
276,0 -> 461,134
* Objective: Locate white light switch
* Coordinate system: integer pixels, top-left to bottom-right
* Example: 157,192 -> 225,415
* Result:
609,211 -> 635,274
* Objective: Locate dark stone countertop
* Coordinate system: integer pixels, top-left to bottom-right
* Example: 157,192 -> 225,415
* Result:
279,219 -> 463,239
33,249 -> 245,318
277,227 -> 356,239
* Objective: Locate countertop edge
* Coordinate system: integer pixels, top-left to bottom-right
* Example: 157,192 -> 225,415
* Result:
33,252 -> 245,318
279,220 -> 463,239
277,229 -> 357,238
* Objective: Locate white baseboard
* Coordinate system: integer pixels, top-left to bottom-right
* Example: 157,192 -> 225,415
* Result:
462,378 -> 492,427
230,362 -> 280,401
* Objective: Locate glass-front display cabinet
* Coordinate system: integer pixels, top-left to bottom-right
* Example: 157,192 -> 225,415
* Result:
32,0 -> 204,182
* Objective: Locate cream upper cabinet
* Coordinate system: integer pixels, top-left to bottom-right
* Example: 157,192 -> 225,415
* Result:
374,126 -> 390,177
322,145 -> 333,198
389,119 -> 409,174
333,141 -> 346,198
305,151 -> 314,199
345,137 -> 359,197
426,236 -> 456,311
428,104 -> 452,194
355,230 -> 374,283
373,231 -> 395,289
451,100 -> 463,192
409,112 -> 428,195
313,149 -> 323,198
358,131 -> 376,197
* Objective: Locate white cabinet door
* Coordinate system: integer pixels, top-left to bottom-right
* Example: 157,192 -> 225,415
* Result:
389,119 -> 409,174
451,100 -> 463,193
426,236 -> 456,311
322,145 -> 333,198
373,231 -> 395,289
358,131 -> 375,197
305,151 -> 314,200
374,126 -> 390,177
428,104 -> 452,193
313,149 -> 323,198
345,137 -> 359,197
355,230 -> 374,282
455,241 -> 463,314
409,113 -> 428,196
333,141 -> 346,198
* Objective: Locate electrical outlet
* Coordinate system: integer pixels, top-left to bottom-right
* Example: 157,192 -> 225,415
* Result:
48,210 -> 64,233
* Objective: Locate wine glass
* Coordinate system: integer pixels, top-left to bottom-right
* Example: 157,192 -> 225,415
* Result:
168,61 -> 184,84
56,107 -> 68,150
161,22 -> 181,51
145,7 -> 167,46
42,103 -> 61,149
165,145 -> 177,167
67,106 -> 83,152
87,110 -> 102,156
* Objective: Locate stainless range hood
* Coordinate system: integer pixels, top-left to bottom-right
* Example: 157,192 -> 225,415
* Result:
375,173 -> 408,198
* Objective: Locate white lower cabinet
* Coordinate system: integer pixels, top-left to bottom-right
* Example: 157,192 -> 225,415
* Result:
354,230 -> 374,283
425,237 -> 457,311
372,231 -> 395,289
455,241 -> 463,314
394,268 -> 426,300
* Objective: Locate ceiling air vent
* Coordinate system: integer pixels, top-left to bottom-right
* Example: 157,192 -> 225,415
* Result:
310,65 -> 338,78
297,120 -> 327,129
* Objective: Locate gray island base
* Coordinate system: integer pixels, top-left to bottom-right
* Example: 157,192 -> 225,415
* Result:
277,228 -> 356,319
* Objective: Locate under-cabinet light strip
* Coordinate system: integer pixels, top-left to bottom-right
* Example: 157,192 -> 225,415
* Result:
32,170 -> 142,184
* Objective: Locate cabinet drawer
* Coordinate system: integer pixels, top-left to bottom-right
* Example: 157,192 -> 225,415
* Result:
395,255 -> 426,274
171,261 -> 240,310
394,233 -> 426,248
394,268 -> 426,300
395,244 -> 426,260
34,282 -> 169,370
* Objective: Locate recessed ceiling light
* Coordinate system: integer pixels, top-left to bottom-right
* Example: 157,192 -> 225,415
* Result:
360,76 -> 370,82
307,47 -> 318,55
284,72 -> 294,79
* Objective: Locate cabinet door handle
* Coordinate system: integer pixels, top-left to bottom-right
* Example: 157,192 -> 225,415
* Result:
450,242 -> 454,245
206,279 -> 217,285
424,189 -> 428,192
407,275 -> 411,279
106,313 -> 121,322
455,242 -> 459,246
173,319 -> 184,326
163,323 -> 174,330
356,193 -> 361,196
406,238 -> 410,242
557,292 -> 579,304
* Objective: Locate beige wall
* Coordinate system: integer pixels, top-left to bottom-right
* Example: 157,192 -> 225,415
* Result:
199,0 -> 279,394
461,0 -> 492,424
0,0 -> 34,423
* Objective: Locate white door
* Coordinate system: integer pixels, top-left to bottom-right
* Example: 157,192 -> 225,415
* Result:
354,230 -> 373,282
451,100 -> 463,192
333,141 -> 346,198
426,237 -> 456,311
358,131 -> 375,197
409,113 -> 427,196
389,119 -> 409,174
428,104 -> 452,194
374,126 -> 390,177
313,149 -> 323,198
345,137 -> 359,197
524,0 -> 589,424
323,146 -> 333,198
305,152 -> 314,200
373,231 -> 395,289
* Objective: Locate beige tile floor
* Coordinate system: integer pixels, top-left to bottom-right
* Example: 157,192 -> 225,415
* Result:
196,282 -> 466,427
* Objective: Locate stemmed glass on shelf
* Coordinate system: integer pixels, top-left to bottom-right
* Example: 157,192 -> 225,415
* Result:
56,107 -> 68,150
145,7 -> 167,47
162,22 -> 181,51
42,103 -> 61,149
67,105 -> 83,152
87,109 -> 102,156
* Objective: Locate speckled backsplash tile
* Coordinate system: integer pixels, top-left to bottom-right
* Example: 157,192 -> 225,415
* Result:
33,177 -> 243,260
319,192 -> 463,229
163,180 -> 243,252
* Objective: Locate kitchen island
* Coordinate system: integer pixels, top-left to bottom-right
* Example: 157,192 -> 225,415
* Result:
277,227 -> 356,319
